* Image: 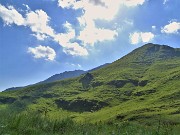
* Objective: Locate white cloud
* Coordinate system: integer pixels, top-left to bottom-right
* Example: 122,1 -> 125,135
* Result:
23,4 -> 30,11
26,11 -> 88,56
122,0 -> 145,7
58,0 -> 146,9
141,32 -> 154,42
58,0 -> 146,46
0,4 -> 54,39
130,32 -> 140,44
163,0 -> 169,5
0,4 -> 88,56
63,43 -> 88,56
124,19 -> 134,26
58,0 -> 124,46
68,63 -> 82,68
54,22 -> 88,56
0,4 -> 25,26
25,10 -> 55,38
77,64 -> 82,68
28,45 -> 56,61
58,0 -> 76,9
78,26 -> 118,45
89,0 -> 106,7
130,32 -> 155,44
152,25 -> 156,30
0,1 -> 147,57
77,17 -> 86,27
32,33 -> 49,41
161,21 -> 180,34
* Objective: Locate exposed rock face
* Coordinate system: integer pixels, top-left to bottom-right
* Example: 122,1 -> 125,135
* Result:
107,80 -> 128,88
108,79 -> 149,88
107,79 -> 139,88
134,91 -> 145,96
55,99 -> 108,112
0,97 -> 16,104
134,89 -> 156,96
138,80 -> 148,86
91,81 -> 103,87
79,73 -> 94,89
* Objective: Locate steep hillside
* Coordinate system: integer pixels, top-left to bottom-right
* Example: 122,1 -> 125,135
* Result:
0,43 -> 180,126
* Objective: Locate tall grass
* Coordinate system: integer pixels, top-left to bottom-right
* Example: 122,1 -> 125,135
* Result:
0,109 -> 179,135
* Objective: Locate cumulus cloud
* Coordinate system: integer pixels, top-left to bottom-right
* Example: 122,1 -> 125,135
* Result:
54,21 -> 88,56
58,0 -> 122,46
0,1 -> 147,57
28,45 -> 56,61
58,0 -> 146,9
0,4 -> 88,56
89,0 -> 106,7
58,0 -> 146,46
0,4 -> 25,26
123,0 -> 145,7
58,0 -> 76,9
161,21 -> 180,34
78,27 -> 118,45
25,10 -> 55,38
130,32 -> 155,44
32,33 -> 49,41
0,4 -> 54,39
63,43 -> 88,56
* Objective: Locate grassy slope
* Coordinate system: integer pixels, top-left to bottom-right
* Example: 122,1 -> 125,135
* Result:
0,43 -> 180,126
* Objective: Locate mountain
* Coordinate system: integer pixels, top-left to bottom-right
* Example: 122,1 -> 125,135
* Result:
39,70 -> 86,84
0,43 -> 180,132
4,63 -> 109,92
4,87 -> 23,91
39,63 -> 109,84
87,63 -> 110,72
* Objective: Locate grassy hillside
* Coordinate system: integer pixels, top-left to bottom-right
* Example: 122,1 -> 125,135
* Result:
0,43 -> 180,134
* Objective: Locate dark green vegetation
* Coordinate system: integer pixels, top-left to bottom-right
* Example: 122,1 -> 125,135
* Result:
0,43 -> 180,134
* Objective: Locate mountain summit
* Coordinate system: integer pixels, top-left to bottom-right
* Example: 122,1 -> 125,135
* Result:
0,43 -> 180,127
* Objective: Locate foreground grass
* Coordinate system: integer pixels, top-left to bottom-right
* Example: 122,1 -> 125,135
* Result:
0,109 -> 179,135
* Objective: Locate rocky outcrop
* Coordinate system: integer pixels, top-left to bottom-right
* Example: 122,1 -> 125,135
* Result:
107,79 -> 139,88
55,99 -> 108,112
79,73 -> 94,89
108,79 -> 148,88
134,89 -> 156,96
107,80 -> 128,88
138,80 -> 148,86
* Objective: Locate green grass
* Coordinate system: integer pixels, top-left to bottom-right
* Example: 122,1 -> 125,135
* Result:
0,43 -> 180,134
0,109 -> 179,135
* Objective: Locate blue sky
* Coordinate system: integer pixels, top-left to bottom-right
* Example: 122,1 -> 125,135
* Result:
0,0 -> 180,91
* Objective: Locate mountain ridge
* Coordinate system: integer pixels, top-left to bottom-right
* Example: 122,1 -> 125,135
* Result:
4,63 -> 109,91
0,43 -> 179,126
